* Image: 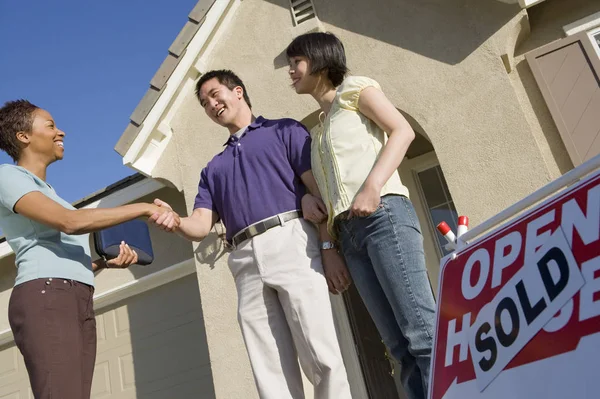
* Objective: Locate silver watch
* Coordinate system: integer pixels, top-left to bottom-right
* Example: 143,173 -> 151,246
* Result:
320,241 -> 336,250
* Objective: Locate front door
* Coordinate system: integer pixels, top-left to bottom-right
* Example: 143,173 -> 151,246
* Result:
343,285 -> 406,399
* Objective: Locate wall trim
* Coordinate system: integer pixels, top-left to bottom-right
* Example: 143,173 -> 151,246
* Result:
93,258 -> 195,309
405,153 -> 447,261
518,0 -> 546,8
0,243 -> 12,260
0,258 -> 196,347
564,12 -> 600,37
330,295 -> 370,399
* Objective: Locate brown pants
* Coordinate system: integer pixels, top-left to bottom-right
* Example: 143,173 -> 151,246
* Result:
9,278 -> 97,399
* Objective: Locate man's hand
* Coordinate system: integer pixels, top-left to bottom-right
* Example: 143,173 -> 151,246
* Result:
348,185 -> 381,219
321,249 -> 352,294
302,194 -> 327,224
149,198 -> 181,232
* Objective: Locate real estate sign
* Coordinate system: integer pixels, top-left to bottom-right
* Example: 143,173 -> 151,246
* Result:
429,170 -> 600,399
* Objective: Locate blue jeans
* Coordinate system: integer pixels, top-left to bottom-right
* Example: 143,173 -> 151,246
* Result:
337,195 -> 436,399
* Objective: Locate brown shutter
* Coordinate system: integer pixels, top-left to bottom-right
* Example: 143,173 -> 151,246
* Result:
526,31 -> 600,167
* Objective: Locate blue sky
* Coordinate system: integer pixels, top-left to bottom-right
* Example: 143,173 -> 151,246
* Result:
0,0 -> 198,203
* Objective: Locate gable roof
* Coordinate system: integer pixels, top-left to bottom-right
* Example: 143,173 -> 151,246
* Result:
113,0 -> 242,181
114,0 -> 216,157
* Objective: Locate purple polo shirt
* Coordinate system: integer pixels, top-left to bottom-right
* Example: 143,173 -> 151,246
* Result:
193,116 -> 312,241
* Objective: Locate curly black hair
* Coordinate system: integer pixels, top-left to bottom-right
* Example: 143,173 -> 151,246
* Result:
0,99 -> 39,162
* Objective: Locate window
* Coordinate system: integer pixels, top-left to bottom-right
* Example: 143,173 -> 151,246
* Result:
415,165 -> 458,258
590,27 -> 600,58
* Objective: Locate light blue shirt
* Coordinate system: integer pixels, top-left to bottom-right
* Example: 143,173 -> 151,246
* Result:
0,164 -> 94,286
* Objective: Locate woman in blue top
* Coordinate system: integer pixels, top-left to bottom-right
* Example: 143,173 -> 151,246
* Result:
0,100 -> 178,399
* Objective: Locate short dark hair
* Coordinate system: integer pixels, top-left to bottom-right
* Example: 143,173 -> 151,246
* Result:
0,100 -> 39,162
286,32 -> 349,87
195,69 -> 252,109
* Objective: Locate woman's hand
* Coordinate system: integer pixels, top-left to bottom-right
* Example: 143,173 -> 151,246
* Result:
302,194 -> 327,224
105,242 -> 139,269
321,249 -> 352,294
348,185 -> 381,218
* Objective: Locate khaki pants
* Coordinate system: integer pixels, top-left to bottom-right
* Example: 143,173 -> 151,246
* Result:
228,218 -> 352,399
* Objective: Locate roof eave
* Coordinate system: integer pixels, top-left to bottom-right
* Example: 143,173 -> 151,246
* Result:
494,0 -> 547,8
114,0 -> 240,179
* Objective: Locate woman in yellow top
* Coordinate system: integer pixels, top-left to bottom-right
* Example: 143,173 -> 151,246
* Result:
286,32 -> 436,399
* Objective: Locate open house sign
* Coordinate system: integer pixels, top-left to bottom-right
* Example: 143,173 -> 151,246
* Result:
429,170 -> 600,399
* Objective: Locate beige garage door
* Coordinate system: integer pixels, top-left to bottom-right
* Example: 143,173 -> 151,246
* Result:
0,344 -> 29,399
0,274 -> 214,399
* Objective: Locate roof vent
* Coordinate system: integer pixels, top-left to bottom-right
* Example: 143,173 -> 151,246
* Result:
290,0 -> 317,26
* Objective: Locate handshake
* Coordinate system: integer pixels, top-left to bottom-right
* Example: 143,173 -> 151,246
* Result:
148,198 -> 181,233
144,194 -> 329,240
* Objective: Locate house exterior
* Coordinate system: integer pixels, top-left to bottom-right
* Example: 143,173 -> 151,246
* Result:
1,0 -> 599,398
111,0 -> 600,397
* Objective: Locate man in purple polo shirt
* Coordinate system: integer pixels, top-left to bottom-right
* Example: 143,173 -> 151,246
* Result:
149,70 -> 352,399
